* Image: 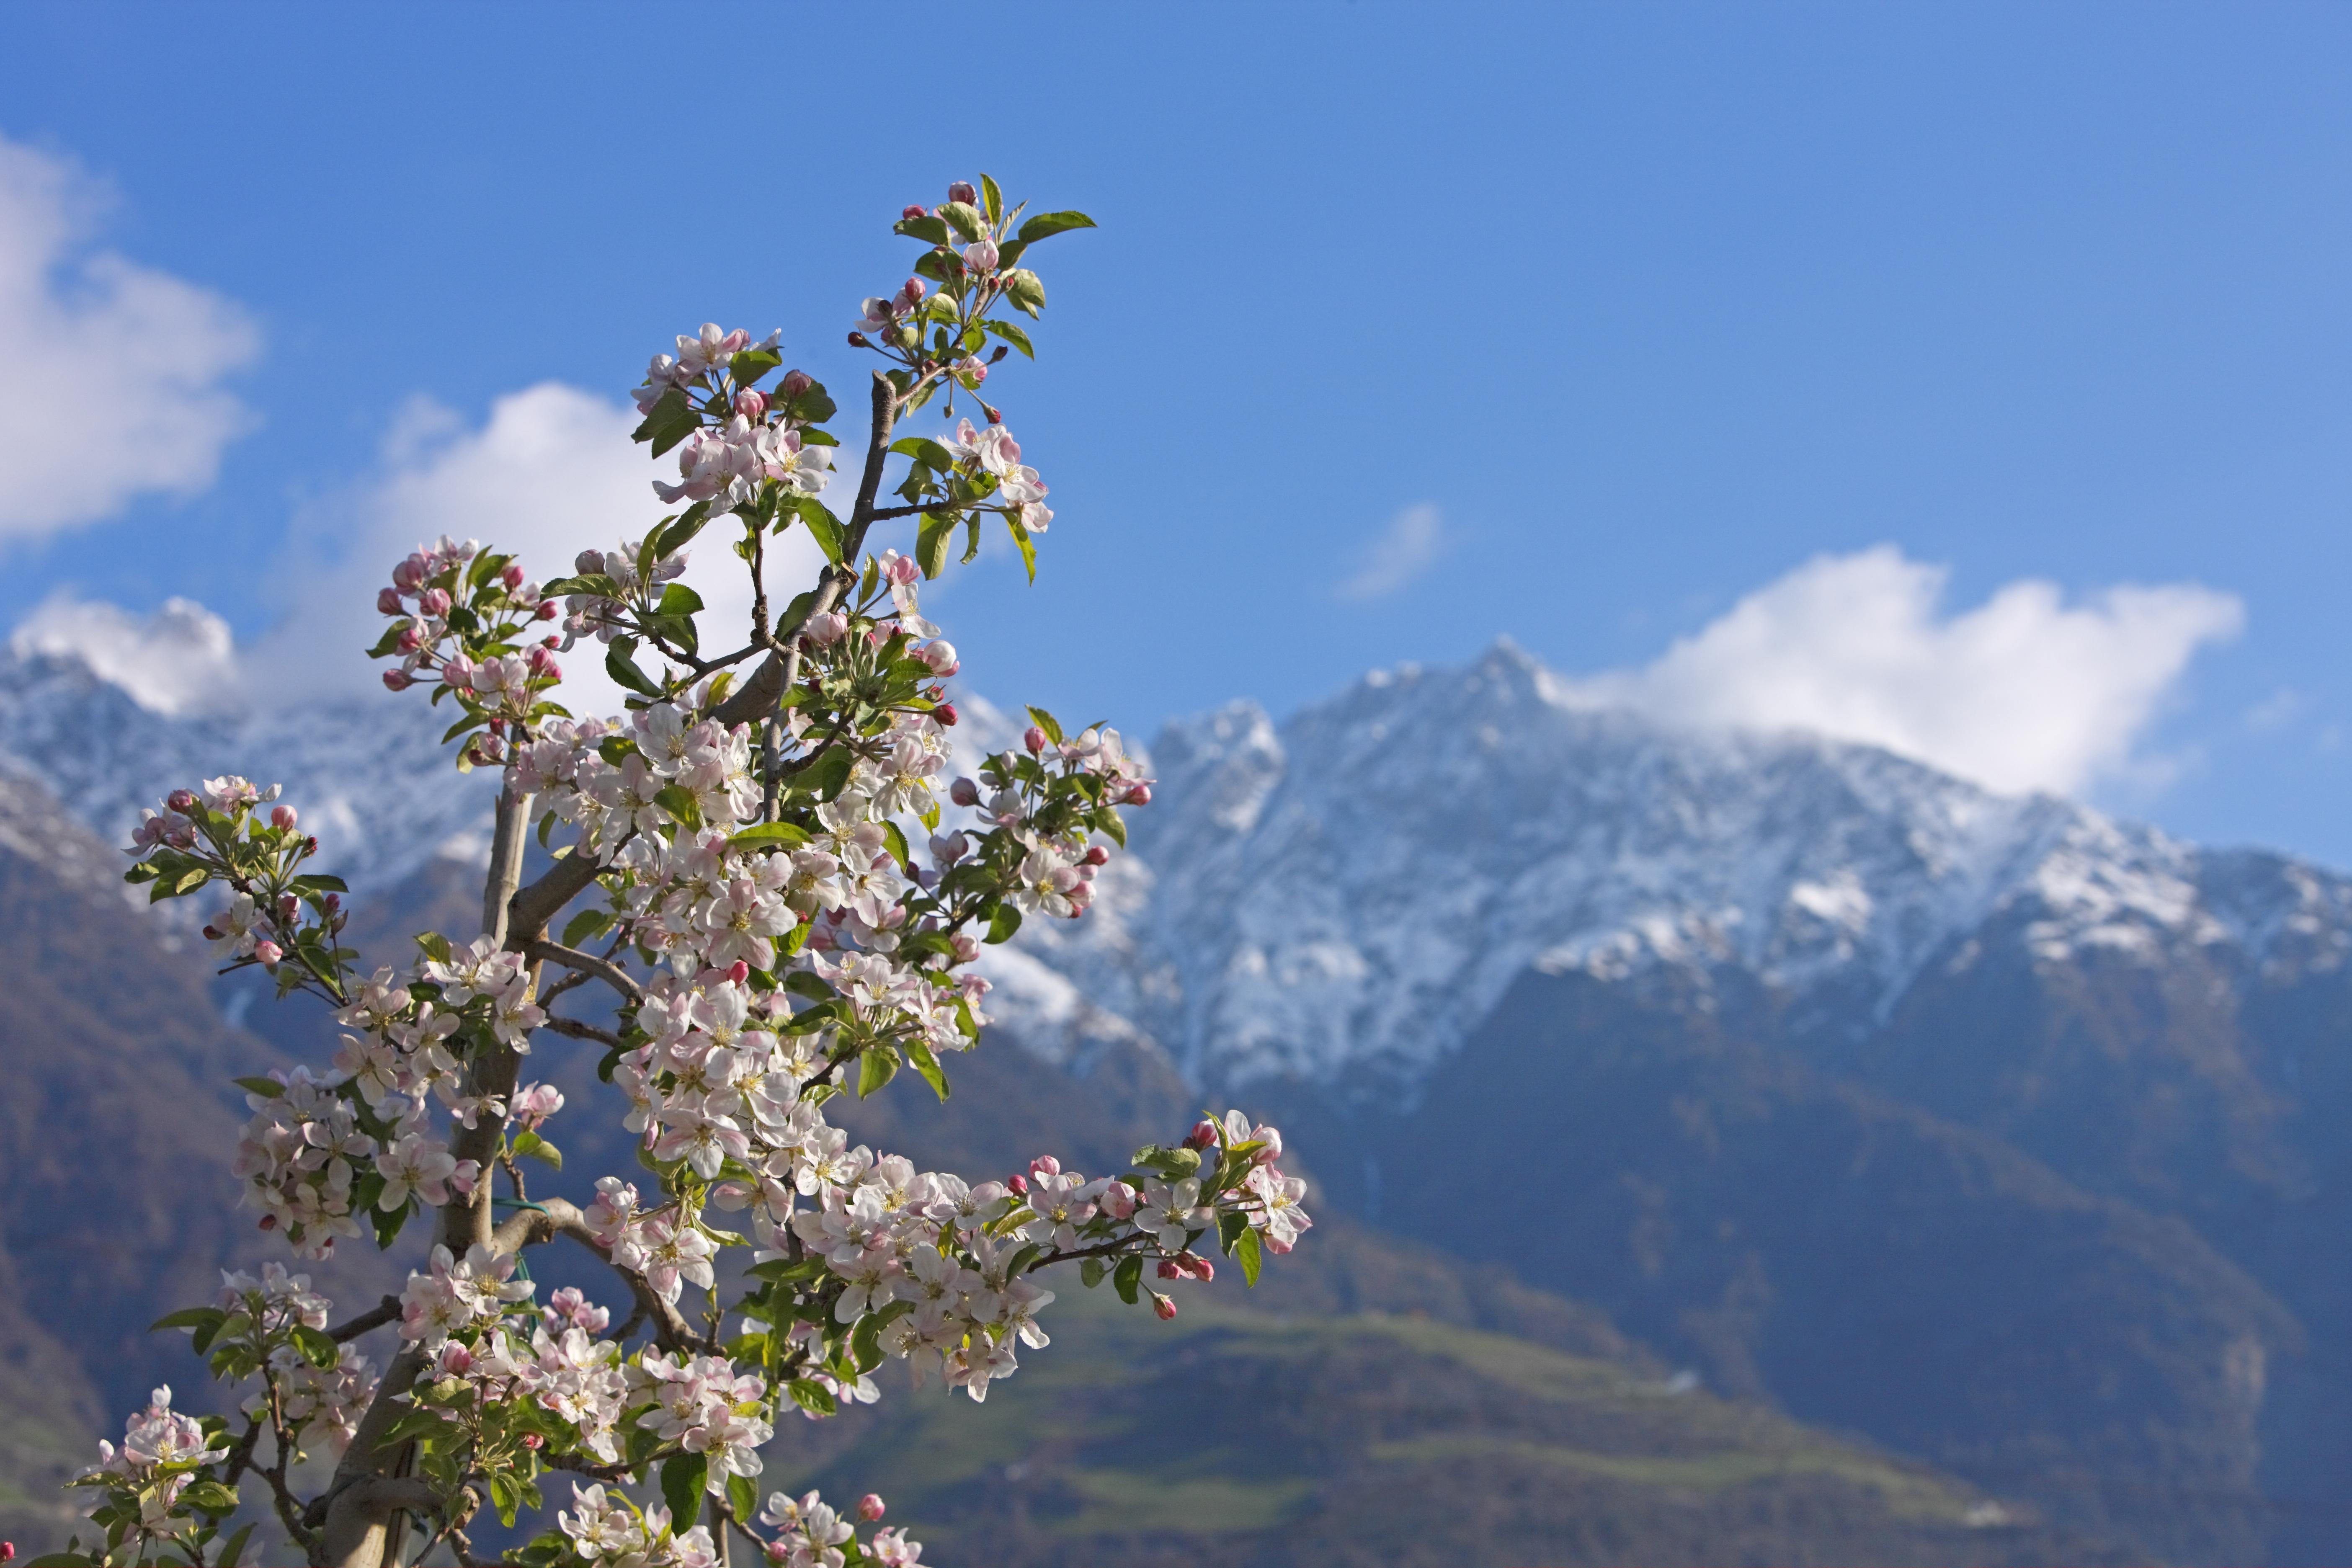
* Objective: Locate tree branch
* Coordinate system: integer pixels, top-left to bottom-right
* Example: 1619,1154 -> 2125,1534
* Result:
540,1014 -> 626,1049
524,939 -> 644,1003
491,1196 -> 710,1356
328,1295 -> 403,1344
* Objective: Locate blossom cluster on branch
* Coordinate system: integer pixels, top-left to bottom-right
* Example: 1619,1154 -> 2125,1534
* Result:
52,175 -> 1311,1568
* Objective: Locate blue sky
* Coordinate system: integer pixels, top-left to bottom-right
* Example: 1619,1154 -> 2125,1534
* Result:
4,4 -> 2350,859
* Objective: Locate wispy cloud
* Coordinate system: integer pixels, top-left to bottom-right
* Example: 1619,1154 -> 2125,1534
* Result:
0,135 -> 258,539
1335,502 -> 1449,602
1559,545 -> 2244,797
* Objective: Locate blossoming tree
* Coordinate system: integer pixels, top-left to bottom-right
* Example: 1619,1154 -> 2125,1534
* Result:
47,177 -> 1311,1568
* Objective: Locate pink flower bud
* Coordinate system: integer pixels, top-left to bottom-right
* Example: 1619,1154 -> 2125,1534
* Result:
950,934 -> 980,964
277,892 -> 300,921
1031,1155 -> 1060,1177
1187,1120 -> 1219,1150
859,1495 -> 886,1522
271,804 -> 299,831
806,611 -> 849,645
734,389 -> 769,420
1084,844 -> 1110,867
949,776 -> 980,807
3,1539 -> 16,1563
947,181 -> 977,205
727,959 -> 750,985
1006,1173 -> 1029,1197
167,789 -> 197,814
902,204 -> 927,222
901,277 -> 926,303
985,406 -> 1003,426
1100,1181 -> 1137,1220
392,557 -> 426,591
377,588 -> 405,616
781,369 -> 813,398
258,1213 -> 276,1230
1152,1292 -> 1179,1321
936,701 -> 959,727
919,639 -> 959,675
1024,726 -> 1047,753
419,588 -> 451,616
1188,1255 -> 1216,1282
382,669 -> 414,691
521,1432 -> 544,1450
253,941 -> 282,967
847,331 -> 869,348
502,563 -> 525,589
1157,1259 -> 1182,1280
1125,784 -> 1153,806
535,599 -> 560,620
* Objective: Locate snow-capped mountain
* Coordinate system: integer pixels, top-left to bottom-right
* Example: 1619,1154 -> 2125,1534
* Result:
0,643 -> 497,896
985,639 -> 2352,1096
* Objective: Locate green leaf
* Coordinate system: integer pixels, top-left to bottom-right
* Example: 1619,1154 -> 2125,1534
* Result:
979,173 -> 1004,224
441,711 -> 490,745
1002,268 -> 1047,319
727,1472 -> 760,1534
1113,1253 -> 1143,1305
605,638 -> 664,699
1006,512 -> 1038,582
906,1039 -> 949,1102
796,497 -> 845,564
1237,1225 -> 1263,1286
729,347 -> 780,385
889,436 -> 958,470
1219,1209 -> 1250,1256
231,1076 -> 284,1100
784,381 -> 837,425
292,1324 -> 340,1369
727,821 -> 811,851
880,820 -> 911,868
650,501 -> 714,562
657,582 -> 704,617
806,742 -> 856,802
915,511 -> 957,579
632,386 -> 701,457
788,1377 -> 839,1417
490,1469 -> 524,1528
894,213 -> 952,246
291,873 -> 348,894
661,1452 -> 708,1529
940,201 -> 986,241
1079,1257 -> 1107,1289
980,318 -> 1035,359
513,1130 -> 563,1170
772,587 -> 820,643
150,1306 -> 227,1335
215,1523 -> 256,1568
1025,706 -> 1065,744
857,1046 -> 899,1098
1016,210 -> 1097,243
654,784 -> 703,829
561,908 -> 616,948
181,1480 -> 240,1516
985,902 -> 1024,945
366,621 -> 411,658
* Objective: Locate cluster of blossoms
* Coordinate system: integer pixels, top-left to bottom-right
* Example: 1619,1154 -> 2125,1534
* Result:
633,328 -> 835,510
219,1264 -> 379,1458
79,178 -> 1310,1568
371,534 -> 563,730
75,1387 -> 233,1557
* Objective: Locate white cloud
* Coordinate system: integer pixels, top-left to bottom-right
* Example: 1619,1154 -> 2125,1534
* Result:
1335,502 -> 1449,602
1561,546 -> 2244,796
259,382 -> 826,717
0,136 -> 258,538
8,593 -> 242,714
